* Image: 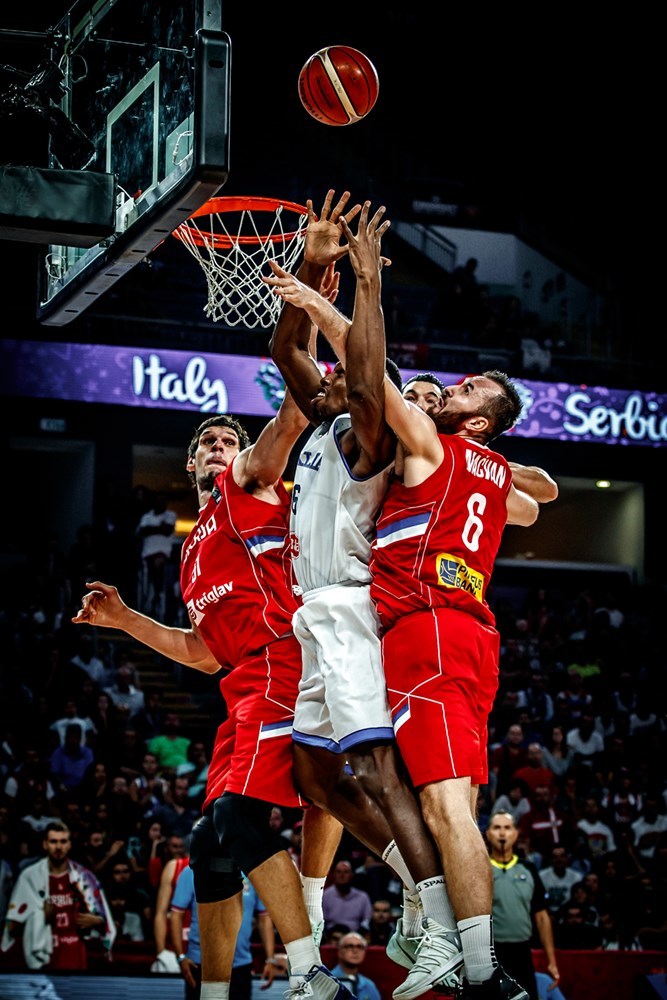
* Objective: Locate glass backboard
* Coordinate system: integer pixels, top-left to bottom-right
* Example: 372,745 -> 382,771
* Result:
34,0 -> 230,326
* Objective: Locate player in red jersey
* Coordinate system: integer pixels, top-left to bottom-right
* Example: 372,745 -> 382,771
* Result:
364,338 -> 540,997
2,821 -> 115,970
71,192 -> 361,1000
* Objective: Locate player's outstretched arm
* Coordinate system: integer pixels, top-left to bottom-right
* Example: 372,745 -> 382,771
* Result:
508,461 -> 559,503
267,189 -> 360,421
339,201 -> 395,468
506,485 -> 540,526
71,581 -> 220,673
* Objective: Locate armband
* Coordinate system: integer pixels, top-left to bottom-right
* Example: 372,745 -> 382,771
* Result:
177,953 -> 188,963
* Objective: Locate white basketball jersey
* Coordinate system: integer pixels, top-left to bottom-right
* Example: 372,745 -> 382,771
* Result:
290,414 -> 392,595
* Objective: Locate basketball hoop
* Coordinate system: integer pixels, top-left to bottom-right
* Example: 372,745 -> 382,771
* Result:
172,196 -> 309,328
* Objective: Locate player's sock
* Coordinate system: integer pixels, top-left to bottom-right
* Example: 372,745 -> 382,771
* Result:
417,874 -> 457,930
286,934 -> 320,984
458,913 -> 496,984
201,984 -> 230,999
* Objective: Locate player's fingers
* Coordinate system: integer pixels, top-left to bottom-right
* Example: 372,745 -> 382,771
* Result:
320,188 -> 335,218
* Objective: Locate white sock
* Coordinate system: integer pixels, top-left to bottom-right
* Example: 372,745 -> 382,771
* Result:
201,984 -> 230,999
382,840 -> 417,892
417,875 -> 457,930
301,874 -> 326,925
458,914 -> 496,984
286,934 -> 320,983
402,886 -> 423,937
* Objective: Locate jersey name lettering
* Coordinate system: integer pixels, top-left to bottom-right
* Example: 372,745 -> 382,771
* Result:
465,449 -> 506,487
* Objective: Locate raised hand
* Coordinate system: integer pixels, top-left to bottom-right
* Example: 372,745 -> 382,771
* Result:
339,200 -> 391,280
303,188 -> 361,266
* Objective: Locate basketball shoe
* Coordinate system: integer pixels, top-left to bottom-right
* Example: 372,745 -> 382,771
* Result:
286,964 -> 356,1000
392,917 -> 463,999
386,916 -> 421,969
460,967 -> 529,999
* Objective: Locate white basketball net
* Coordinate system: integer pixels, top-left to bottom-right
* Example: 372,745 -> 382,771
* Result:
175,200 -> 309,328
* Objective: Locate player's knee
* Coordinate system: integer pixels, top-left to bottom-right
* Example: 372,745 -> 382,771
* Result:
213,792 -> 286,875
189,813 -> 244,902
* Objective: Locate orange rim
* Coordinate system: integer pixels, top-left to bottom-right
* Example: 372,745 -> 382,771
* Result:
173,196 -> 309,249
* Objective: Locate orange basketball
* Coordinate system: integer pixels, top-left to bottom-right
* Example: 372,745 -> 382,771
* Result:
298,45 -> 379,126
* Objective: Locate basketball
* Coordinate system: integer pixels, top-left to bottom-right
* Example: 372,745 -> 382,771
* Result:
298,45 -> 379,126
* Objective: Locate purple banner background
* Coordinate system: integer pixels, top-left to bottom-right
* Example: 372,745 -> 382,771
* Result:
1,339 -> 665,447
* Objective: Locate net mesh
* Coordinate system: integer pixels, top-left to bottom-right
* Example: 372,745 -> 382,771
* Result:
174,199 -> 309,328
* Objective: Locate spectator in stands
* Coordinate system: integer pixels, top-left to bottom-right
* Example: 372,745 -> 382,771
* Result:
147,773 -> 199,839
87,690 -> 122,763
17,791 -> 58,863
555,671 -> 593,726
329,931 -> 381,1000
147,713 -> 191,773
69,632 -> 108,687
322,860 -> 373,935
4,745 -> 55,808
601,766 -> 642,832
136,492 -> 177,619
152,832 -> 189,974
553,901 -> 602,950
576,795 -> 617,860
49,698 -> 97,748
176,740 -> 210,806
490,723 -> 528,798
104,856 -> 152,941
597,908 -> 642,951
364,898 -> 396,946
105,773 -> 143,841
519,784 -> 575,862
538,846 -> 583,916
513,742 -> 557,797
132,689 -> 166,742
48,724 -> 94,796
353,852 -> 403,913
490,778 -> 532,826
540,725 -> 574,779
104,663 -> 146,723
631,793 -> 667,865
566,713 -> 605,776
129,750 -> 169,812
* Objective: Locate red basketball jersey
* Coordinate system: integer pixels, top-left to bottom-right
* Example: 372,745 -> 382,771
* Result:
370,434 -> 511,631
180,461 -> 300,671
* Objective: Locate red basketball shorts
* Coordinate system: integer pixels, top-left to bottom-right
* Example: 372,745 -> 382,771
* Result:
381,607 -> 499,787
203,633 -> 304,810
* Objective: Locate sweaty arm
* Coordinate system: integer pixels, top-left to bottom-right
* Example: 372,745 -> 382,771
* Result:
508,462 -> 559,503
506,484 -> 539,526
71,582 -> 221,673
339,201 -> 396,470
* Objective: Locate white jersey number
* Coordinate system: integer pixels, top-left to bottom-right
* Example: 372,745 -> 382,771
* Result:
462,492 -> 486,552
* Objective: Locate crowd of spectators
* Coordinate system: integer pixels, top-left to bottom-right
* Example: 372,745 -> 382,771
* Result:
1,503 -> 665,968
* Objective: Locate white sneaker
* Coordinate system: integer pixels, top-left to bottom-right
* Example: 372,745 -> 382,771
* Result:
392,917 -> 463,1000
286,964 -> 356,1000
386,916 -> 422,969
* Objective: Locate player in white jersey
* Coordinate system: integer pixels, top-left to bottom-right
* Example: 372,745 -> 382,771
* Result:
267,194 -> 465,995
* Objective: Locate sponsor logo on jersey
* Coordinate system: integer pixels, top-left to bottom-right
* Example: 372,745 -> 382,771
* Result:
186,581 -> 234,624
465,448 -> 507,487
436,552 -> 484,600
